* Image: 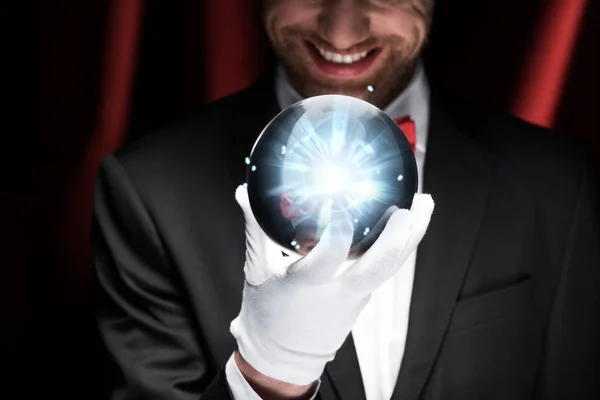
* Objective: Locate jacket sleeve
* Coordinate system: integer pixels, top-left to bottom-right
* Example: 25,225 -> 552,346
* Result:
533,153 -> 600,399
91,154 -> 233,399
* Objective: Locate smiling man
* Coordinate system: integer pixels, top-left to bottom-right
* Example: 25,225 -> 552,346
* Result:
264,0 -> 433,109
92,1 -> 600,399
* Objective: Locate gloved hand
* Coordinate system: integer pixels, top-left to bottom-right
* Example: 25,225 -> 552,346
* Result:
230,186 -> 434,385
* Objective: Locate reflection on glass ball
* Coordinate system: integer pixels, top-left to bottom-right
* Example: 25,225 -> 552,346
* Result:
247,95 -> 417,259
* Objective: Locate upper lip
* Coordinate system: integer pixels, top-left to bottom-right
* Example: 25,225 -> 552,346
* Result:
307,40 -> 378,55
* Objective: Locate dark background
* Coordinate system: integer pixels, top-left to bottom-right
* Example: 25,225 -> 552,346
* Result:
20,0 -> 600,397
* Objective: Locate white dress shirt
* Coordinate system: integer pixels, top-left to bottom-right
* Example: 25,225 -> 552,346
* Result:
226,62 -> 430,400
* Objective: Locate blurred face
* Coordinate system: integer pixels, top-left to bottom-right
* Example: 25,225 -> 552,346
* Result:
263,0 -> 434,108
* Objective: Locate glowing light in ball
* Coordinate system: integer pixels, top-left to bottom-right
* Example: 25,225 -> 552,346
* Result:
246,95 -> 417,259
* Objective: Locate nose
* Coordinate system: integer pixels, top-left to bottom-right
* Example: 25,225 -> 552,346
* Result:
318,0 -> 370,50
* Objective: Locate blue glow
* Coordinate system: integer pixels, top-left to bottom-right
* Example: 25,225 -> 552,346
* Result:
246,94 -> 417,259
245,157 -> 250,165
275,98 -> 406,229
367,85 -> 374,92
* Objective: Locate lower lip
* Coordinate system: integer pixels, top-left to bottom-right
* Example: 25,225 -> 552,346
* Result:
305,42 -> 381,79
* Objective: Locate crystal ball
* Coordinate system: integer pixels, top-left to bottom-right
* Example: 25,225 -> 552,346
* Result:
246,95 -> 417,259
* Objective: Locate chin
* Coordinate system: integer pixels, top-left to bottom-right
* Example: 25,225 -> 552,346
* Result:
301,73 -> 376,93
303,82 -> 386,108
288,61 -> 397,107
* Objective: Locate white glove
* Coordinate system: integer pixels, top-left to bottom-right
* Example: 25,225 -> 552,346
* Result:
230,186 -> 434,385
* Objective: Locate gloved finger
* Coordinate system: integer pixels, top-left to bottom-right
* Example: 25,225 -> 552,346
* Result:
235,185 -> 260,229
397,193 -> 435,260
348,205 -> 398,256
235,185 -> 264,248
341,208 -> 412,285
340,193 -> 434,291
235,185 -> 282,285
235,185 -> 272,245
287,216 -> 354,285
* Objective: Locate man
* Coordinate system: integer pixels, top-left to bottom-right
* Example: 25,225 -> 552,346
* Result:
92,0 -> 600,399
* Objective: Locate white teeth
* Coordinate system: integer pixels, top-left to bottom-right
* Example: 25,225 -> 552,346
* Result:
315,45 -> 370,64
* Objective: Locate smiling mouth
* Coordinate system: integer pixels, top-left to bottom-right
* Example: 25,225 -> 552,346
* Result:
304,40 -> 382,78
309,41 -> 379,64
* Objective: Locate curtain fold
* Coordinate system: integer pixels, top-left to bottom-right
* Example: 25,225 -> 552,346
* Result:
511,0 -> 589,127
59,0 -> 143,292
204,0 -> 267,101
35,1 -> 143,397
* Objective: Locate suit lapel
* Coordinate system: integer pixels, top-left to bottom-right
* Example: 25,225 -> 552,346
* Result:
324,334 -> 367,400
391,91 -> 494,400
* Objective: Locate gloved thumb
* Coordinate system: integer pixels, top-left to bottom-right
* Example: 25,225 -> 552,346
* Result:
287,216 -> 354,285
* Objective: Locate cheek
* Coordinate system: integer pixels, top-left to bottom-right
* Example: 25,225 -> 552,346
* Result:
265,4 -> 319,37
371,11 -> 427,42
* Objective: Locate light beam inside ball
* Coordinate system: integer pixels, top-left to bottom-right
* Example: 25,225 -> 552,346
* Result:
317,162 -> 350,193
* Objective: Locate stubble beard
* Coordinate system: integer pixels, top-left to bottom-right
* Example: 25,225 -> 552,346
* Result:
270,27 -> 425,109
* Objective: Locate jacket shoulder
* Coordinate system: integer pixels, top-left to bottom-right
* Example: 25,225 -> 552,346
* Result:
437,89 -> 589,172
115,87 -> 255,165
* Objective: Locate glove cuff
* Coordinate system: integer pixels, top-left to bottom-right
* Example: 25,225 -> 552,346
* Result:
230,317 -> 334,386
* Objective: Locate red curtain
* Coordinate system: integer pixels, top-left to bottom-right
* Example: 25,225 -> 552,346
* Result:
511,0 -> 589,127
31,0 -> 598,397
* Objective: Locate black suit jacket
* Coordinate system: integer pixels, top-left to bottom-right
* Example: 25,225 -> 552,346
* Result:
91,71 -> 600,399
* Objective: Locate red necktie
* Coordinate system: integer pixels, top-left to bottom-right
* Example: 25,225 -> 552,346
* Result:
394,116 -> 416,153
